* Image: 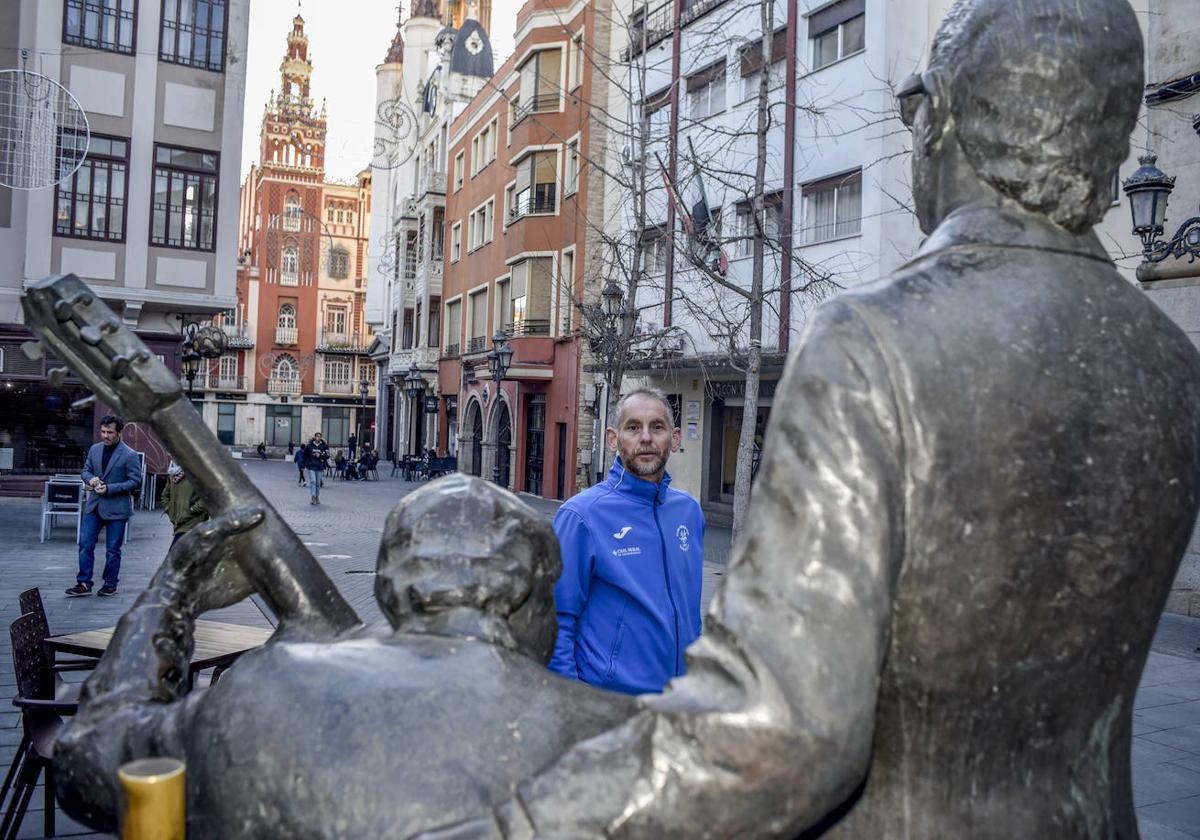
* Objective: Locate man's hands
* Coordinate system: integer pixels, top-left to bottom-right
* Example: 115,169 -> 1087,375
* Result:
88,476 -> 106,495
161,507 -> 264,615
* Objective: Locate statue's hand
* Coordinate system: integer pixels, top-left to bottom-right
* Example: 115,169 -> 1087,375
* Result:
163,506 -> 264,614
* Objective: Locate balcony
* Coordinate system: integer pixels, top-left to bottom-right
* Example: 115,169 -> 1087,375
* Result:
508,187 -> 557,223
421,170 -> 447,196
267,377 -> 302,396
316,377 -> 356,396
512,92 -> 560,123
443,342 -> 460,359
178,374 -> 247,392
317,330 -> 369,354
465,336 -> 488,354
219,322 -> 254,349
275,326 -> 298,345
504,319 -> 551,338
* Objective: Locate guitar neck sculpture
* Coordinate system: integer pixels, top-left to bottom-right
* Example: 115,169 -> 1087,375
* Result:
22,274 -> 360,634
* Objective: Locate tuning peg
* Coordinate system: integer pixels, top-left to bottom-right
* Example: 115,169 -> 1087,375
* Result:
134,350 -> 151,363
53,300 -> 74,322
71,395 -> 96,411
19,340 -> 43,361
80,325 -> 103,346
110,354 -> 132,380
47,366 -> 69,386
100,316 -> 120,335
69,291 -> 94,308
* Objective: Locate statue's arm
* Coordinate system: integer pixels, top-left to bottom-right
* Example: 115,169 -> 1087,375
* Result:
510,301 -> 905,838
54,510 -> 263,831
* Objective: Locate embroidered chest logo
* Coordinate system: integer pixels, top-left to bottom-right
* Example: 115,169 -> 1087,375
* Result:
612,526 -> 632,540
676,525 -> 690,552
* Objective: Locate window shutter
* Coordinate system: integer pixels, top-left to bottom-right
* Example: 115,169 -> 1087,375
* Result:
686,60 -> 726,93
808,0 -> 865,36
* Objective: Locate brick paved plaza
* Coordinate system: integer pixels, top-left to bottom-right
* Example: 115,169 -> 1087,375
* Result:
0,460 -> 1197,837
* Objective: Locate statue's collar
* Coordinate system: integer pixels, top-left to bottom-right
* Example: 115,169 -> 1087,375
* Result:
910,202 -> 1112,266
393,607 -> 521,652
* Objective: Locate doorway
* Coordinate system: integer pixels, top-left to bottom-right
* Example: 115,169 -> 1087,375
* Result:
524,395 -> 545,496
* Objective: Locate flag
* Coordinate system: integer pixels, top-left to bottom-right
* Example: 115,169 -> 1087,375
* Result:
685,138 -> 729,276
656,152 -> 694,235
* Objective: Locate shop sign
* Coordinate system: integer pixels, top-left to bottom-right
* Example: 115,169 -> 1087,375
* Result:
424,396 -> 439,414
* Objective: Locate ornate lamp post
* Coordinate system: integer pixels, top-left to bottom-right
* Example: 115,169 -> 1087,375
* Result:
179,321 -> 227,399
358,376 -> 369,451
403,363 -> 426,460
1123,153 -> 1200,264
484,330 -> 513,485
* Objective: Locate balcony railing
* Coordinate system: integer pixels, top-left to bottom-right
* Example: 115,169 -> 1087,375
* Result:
513,92 -> 560,122
508,187 -> 557,222
317,378 -> 356,395
504,319 -> 551,337
623,1 -> 675,60
317,330 -> 368,353
421,170 -> 447,196
275,326 -> 298,345
219,322 -> 254,348
267,377 -> 302,396
178,374 -> 247,392
443,342 -> 460,359
466,336 -> 488,354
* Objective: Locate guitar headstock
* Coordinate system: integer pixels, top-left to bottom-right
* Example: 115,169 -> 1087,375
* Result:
22,274 -> 184,421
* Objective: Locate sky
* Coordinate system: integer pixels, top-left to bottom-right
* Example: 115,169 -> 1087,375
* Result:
240,1 -> 519,183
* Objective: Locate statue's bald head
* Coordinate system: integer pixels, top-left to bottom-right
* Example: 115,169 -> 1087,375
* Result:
926,0 -> 1142,232
374,473 -> 560,662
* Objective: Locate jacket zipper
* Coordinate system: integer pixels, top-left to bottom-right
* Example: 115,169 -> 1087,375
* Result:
653,494 -> 682,675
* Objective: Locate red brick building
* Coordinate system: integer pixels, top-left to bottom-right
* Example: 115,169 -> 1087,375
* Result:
438,0 -> 602,498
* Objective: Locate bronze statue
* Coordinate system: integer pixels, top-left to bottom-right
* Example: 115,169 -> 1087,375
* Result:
417,0 -> 1200,837
50,475 -> 634,837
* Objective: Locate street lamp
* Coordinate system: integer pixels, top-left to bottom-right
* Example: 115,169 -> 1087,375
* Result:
358,375 -> 369,453
1123,153 -> 1200,264
404,363 -> 426,459
601,279 -> 624,320
485,331 -> 512,485
179,321 -> 227,399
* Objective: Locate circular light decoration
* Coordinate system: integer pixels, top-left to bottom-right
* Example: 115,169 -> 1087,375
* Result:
373,95 -> 419,170
0,68 -> 90,190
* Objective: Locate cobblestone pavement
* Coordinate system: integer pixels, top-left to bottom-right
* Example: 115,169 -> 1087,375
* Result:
0,459 -> 1197,837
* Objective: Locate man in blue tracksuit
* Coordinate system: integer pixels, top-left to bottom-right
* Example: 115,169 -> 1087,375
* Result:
550,388 -> 705,695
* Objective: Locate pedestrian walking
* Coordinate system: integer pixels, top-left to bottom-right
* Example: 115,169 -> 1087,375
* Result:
159,462 -> 207,547
66,414 -> 144,597
294,444 -> 306,485
347,432 -> 357,460
301,432 -> 329,504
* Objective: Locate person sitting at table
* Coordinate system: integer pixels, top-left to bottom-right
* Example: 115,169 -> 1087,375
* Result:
344,458 -> 360,481
334,450 -> 347,480
51,476 -> 636,838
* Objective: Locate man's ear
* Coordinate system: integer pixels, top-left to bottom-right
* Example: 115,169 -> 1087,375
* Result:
671,427 -> 682,453
605,426 -> 618,452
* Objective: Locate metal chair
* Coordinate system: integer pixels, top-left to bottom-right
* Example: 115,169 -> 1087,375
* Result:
17,588 -> 97,675
1,613 -> 85,839
39,480 -> 82,543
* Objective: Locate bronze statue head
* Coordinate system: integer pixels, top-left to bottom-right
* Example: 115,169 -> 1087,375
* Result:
903,0 -> 1143,235
374,473 -> 561,662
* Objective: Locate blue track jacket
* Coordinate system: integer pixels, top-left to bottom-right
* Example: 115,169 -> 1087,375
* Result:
550,459 -> 705,695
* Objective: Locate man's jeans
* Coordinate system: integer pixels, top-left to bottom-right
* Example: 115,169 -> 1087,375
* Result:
77,510 -> 127,588
307,468 -> 323,498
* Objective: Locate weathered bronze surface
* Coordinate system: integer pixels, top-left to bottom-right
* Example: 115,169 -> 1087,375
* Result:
415,0 -> 1199,837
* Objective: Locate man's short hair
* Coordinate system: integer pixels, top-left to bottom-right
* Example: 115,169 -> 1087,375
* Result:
930,0 -> 1142,233
99,414 -> 124,432
611,387 -> 675,429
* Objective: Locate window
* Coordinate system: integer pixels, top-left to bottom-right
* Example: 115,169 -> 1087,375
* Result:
444,299 -> 462,355
217,402 -> 236,445
559,249 -> 575,334
451,222 -> 463,262
283,194 -> 301,231
570,32 -> 584,90
468,289 -> 489,349
281,246 -> 299,285
740,29 -> 788,99
63,0 -> 136,55
508,257 -> 553,336
810,0 -> 865,70
565,139 -> 580,196
323,357 -> 351,387
496,276 -> 512,334
735,193 -> 783,255
326,207 -> 334,222
687,61 -> 726,119
468,200 -> 495,251
641,227 -> 668,275
277,303 -> 296,330
428,298 -> 441,348
151,145 -> 219,251
218,354 -> 238,383
160,0 -> 227,72
321,407 -> 350,447
516,49 -> 562,119
454,151 -> 465,190
54,132 -> 128,242
404,231 -> 418,281
325,307 -> 347,338
470,120 -> 498,176
642,88 -> 671,147
510,151 -> 557,220
802,170 -> 862,244
328,246 -> 349,279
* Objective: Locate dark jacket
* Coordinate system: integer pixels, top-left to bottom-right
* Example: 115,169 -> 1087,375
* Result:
301,441 -> 328,471
159,476 -> 207,535
549,459 -> 705,695
80,442 -> 142,520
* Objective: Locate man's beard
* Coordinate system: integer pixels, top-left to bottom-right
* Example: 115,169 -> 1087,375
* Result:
624,448 -> 667,478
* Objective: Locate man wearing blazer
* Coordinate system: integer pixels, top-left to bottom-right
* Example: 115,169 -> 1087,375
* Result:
66,415 -> 143,597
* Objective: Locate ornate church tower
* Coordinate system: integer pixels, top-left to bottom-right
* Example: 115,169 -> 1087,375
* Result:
259,12 -> 326,183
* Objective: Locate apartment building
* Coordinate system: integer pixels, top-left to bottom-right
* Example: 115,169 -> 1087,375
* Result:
365,1 -> 495,461
436,0 -> 606,499
0,0 -> 249,490
231,14 -> 375,453
598,0 -> 951,521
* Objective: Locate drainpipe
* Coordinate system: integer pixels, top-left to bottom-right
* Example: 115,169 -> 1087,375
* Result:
664,0 -> 683,328
778,0 -> 799,353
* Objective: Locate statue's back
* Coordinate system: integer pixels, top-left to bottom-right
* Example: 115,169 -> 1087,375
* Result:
826,234 -> 1200,838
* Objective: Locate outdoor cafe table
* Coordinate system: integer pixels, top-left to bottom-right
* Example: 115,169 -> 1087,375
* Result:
46,619 -> 274,686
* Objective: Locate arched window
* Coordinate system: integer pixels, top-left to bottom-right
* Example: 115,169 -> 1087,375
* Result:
283,194 -> 301,231
272,355 -> 298,379
281,246 -> 299,285
277,303 -> 296,329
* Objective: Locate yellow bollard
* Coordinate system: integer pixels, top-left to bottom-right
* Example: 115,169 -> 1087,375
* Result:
117,757 -> 185,840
